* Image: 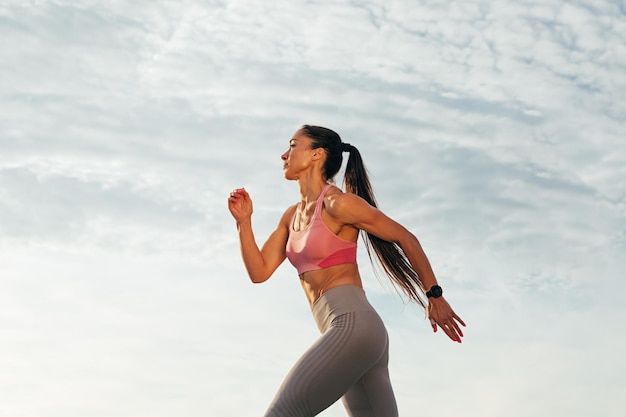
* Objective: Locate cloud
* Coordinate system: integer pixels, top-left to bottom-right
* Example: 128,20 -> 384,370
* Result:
1,1 -> 624,416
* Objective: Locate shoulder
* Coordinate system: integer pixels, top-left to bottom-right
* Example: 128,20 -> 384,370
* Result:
324,187 -> 357,208
323,186 -> 376,223
324,185 -> 369,207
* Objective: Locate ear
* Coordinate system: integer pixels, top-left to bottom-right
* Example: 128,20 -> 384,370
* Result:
311,148 -> 326,161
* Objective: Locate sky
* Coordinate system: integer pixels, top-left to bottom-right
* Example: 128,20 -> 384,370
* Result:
1,0 -> 625,416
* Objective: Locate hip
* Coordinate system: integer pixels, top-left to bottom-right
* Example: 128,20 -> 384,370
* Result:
312,284 -> 385,334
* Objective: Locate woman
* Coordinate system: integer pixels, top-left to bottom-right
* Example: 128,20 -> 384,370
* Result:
228,125 -> 465,417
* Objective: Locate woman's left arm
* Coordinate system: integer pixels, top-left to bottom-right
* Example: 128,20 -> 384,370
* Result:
326,192 -> 466,343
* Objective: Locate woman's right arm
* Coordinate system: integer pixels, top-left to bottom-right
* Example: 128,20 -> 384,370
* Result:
228,188 -> 293,283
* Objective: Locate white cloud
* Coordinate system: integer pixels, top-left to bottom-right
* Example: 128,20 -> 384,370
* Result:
1,1 -> 624,416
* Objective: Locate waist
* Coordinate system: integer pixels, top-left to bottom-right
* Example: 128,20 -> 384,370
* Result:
311,284 -> 376,331
300,264 -> 361,305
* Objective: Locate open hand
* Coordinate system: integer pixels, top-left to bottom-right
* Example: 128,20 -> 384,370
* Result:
428,297 -> 466,343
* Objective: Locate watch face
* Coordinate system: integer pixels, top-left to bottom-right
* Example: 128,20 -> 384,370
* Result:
428,286 -> 442,297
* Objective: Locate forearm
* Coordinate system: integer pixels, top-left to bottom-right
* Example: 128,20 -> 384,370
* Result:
236,220 -> 269,283
401,234 -> 439,292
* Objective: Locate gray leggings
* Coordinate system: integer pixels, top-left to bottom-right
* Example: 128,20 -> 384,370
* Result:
264,285 -> 398,417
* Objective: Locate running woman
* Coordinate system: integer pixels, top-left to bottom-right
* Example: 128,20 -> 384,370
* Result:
228,125 -> 465,417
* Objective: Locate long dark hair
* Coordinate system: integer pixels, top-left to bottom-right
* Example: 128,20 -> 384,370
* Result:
300,124 -> 427,308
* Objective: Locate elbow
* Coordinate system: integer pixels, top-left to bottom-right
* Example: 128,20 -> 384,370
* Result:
249,272 -> 270,284
398,231 -> 421,251
243,262 -> 271,284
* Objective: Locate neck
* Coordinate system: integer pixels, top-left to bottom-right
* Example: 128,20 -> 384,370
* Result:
296,174 -> 329,205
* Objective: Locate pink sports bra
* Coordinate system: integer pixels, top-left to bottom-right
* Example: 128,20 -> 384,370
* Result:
286,184 -> 357,275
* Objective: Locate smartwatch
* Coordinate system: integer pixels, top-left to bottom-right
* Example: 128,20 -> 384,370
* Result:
426,285 -> 443,298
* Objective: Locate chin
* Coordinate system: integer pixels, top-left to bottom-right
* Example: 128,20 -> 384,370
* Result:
283,168 -> 294,180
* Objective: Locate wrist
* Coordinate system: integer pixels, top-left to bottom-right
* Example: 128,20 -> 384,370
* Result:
425,284 -> 443,299
236,218 -> 252,230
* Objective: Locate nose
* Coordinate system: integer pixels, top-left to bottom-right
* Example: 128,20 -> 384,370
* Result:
281,150 -> 288,161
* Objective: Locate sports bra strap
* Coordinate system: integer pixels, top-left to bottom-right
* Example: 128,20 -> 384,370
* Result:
314,184 -> 333,216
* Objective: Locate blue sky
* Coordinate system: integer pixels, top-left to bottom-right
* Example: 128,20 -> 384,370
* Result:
1,1 -> 625,416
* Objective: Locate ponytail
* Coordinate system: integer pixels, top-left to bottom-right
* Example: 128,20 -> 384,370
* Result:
301,124 -> 427,308
343,145 -> 427,309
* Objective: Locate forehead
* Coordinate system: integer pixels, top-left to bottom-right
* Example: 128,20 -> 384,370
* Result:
290,130 -> 311,143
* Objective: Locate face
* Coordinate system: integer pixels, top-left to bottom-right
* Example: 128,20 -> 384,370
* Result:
281,130 -> 316,180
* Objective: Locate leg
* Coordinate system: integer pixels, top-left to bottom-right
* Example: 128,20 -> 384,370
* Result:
341,343 -> 398,417
264,311 -> 388,417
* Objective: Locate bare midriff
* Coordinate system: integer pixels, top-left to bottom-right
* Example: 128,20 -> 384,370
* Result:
299,263 -> 363,307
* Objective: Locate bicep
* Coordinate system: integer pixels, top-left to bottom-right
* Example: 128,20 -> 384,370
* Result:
332,194 -> 411,244
355,208 -> 411,244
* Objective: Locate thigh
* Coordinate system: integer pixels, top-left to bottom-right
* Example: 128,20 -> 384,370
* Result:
341,346 -> 398,417
264,312 -> 387,417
